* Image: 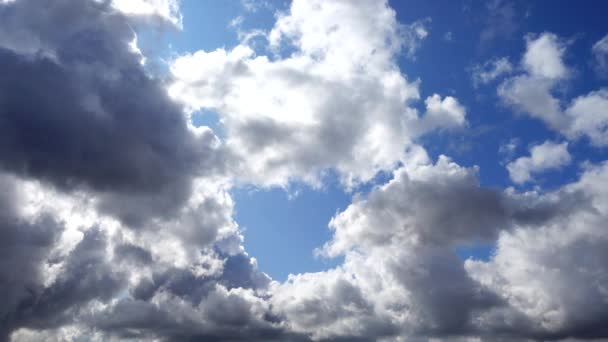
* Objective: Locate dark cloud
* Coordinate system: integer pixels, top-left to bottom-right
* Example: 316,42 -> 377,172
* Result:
0,175 -> 125,340
0,0 -> 225,226
16,229 -> 125,331
0,175 -> 63,340
389,246 -> 504,336
84,251 -> 285,342
114,243 -> 154,265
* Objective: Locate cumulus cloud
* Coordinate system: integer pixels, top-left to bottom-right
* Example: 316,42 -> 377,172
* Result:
417,94 -> 467,132
0,0 -> 277,340
0,0 -> 229,225
506,141 -> 572,184
169,0 -> 461,188
498,32 -> 608,146
1,169 -> 280,341
272,155 -> 596,340
467,162 -> 608,340
522,33 -> 569,80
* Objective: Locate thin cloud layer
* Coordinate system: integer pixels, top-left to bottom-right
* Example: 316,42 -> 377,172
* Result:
1,0 -> 608,341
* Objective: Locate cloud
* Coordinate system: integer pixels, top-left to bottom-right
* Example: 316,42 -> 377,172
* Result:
471,57 -> 513,86
506,141 -> 572,184
0,1 -> 278,340
110,0 -> 182,27
499,33 -> 608,146
272,155 -> 595,340
522,33 -> 569,79
169,0 -> 460,189
418,94 -> 467,132
0,174 -> 66,340
0,0 -> 228,225
467,161 -> 608,340
498,137 -> 520,160
592,33 -> 608,77
479,0 -> 519,47
1,169 -> 281,341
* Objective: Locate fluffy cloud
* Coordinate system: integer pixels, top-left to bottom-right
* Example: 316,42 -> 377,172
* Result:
1,171 -> 280,341
0,1 -> 277,340
566,89 -> 608,146
271,155 -> 598,340
0,0 -> 229,225
467,162 -> 608,340
110,0 -> 182,26
169,0 -> 464,188
522,33 -> 569,80
498,33 -> 608,146
506,141 -> 571,184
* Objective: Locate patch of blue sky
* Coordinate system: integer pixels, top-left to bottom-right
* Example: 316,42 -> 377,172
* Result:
231,171 -> 351,281
455,241 -> 495,262
190,109 -> 225,138
394,0 -> 608,184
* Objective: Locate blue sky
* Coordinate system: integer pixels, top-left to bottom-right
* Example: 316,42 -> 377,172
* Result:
154,0 -> 608,281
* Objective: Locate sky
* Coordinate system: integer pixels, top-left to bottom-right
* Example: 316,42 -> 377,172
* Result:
1,0 -> 608,341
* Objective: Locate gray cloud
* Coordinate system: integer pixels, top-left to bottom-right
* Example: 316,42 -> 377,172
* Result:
0,0 -> 226,226
0,175 -> 64,340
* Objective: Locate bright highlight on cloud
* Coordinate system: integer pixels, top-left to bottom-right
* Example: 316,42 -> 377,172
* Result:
0,0 -> 608,341
110,0 -> 182,26
169,0 -> 457,188
507,141 -> 571,184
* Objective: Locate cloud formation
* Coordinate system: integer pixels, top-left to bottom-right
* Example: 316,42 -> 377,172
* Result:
169,0 -> 463,188
506,141 -> 571,184
498,33 -> 608,146
1,0 -> 608,341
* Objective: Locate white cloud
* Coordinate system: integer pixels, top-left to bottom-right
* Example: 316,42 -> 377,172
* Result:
565,89 -> 608,146
498,74 -> 567,130
507,141 -> 571,184
110,0 -> 182,26
499,32 -> 608,146
523,33 -> 568,79
418,94 -> 467,131
170,0 -> 461,189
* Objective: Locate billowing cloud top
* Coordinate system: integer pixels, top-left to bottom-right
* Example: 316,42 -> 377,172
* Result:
1,0 -> 608,341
